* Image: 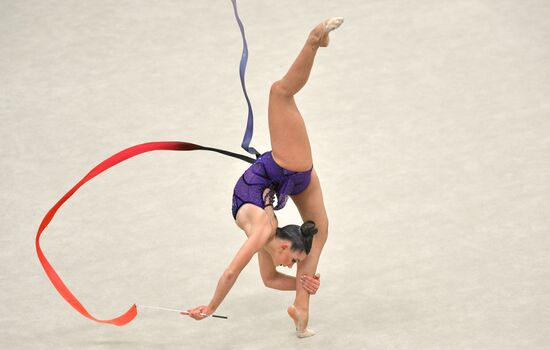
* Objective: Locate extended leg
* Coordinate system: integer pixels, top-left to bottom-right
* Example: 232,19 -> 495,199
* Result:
268,18 -> 344,172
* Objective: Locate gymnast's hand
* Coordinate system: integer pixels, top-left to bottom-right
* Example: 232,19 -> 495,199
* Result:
300,273 -> 321,295
186,305 -> 213,320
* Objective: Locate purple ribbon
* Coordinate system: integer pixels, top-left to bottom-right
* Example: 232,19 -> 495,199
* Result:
231,0 -> 261,157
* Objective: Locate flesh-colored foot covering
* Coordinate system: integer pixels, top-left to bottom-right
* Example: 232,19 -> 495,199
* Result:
296,328 -> 317,338
324,17 -> 344,33
287,305 -> 316,338
316,17 -> 344,47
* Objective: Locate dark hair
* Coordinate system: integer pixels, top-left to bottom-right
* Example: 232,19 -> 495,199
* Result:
275,220 -> 318,254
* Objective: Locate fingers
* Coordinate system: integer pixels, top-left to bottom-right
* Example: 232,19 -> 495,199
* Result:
301,283 -> 316,294
300,274 -> 321,294
186,306 -> 210,320
186,309 -> 199,320
189,312 -> 207,320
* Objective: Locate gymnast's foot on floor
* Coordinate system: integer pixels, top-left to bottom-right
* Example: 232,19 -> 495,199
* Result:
288,305 -> 316,338
308,17 -> 344,47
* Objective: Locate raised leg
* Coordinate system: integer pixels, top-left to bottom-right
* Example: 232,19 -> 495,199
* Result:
268,18 -> 343,172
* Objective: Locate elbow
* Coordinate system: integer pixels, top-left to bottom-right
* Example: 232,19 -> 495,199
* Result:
262,277 -> 273,289
262,272 -> 278,289
223,269 -> 238,281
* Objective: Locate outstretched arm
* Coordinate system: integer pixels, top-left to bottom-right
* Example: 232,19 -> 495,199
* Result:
187,223 -> 271,320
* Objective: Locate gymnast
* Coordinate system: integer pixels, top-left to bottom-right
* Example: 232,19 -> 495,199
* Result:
187,17 -> 344,337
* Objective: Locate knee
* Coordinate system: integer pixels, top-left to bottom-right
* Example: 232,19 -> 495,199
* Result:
270,80 -> 291,98
316,215 -> 328,235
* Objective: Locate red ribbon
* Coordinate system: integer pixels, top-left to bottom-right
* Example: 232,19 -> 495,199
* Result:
36,141 -> 202,326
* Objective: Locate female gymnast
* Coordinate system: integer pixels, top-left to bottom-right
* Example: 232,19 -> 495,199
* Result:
187,17 -> 344,338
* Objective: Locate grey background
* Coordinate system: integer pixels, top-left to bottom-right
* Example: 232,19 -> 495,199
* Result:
1,0 -> 549,349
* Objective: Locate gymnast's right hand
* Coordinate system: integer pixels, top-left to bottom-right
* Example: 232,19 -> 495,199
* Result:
187,305 -> 213,320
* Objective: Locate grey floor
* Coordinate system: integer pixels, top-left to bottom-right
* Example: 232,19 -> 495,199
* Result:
2,1 -> 549,349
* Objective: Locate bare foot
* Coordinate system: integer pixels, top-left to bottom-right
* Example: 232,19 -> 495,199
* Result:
287,305 -> 316,338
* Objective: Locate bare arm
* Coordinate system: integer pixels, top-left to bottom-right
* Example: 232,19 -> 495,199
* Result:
266,272 -> 298,291
188,222 -> 271,319
207,230 -> 268,311
258,249 -> 296,290
258,248 -> 321,293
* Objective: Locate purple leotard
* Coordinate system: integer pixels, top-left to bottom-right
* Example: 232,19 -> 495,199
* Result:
232,151 -> 313,219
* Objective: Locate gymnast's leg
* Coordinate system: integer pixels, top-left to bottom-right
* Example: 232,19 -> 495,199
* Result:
288,171 -> 328,337
267,17 -> 343,337
268,17 -> 344,172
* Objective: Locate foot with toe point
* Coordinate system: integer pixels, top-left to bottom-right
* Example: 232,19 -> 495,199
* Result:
325,17 -> 344,32
309,17 -> 344,47
288,305 -> 316,338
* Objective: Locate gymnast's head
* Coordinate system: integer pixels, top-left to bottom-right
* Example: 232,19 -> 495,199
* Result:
272,220 -> 318,268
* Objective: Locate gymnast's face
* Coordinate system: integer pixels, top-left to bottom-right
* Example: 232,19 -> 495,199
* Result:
274,241 -> 307,268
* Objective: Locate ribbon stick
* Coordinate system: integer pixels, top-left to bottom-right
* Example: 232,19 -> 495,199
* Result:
138,304 -> 229,319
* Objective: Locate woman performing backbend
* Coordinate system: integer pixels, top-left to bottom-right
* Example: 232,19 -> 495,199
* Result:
187,17 -> 344,337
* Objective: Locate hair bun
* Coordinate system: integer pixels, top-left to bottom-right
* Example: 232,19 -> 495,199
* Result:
300,220 -> 318,238
299,221 -> 318,254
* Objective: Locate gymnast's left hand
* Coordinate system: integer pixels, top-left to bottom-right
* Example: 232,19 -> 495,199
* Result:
186,305 -> 213,320
300,273 -> 321,295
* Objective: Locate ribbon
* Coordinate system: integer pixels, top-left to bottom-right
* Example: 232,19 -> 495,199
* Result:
37,0 -> 260,326
36,142 -> 252,325
231,0 -> 261,157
